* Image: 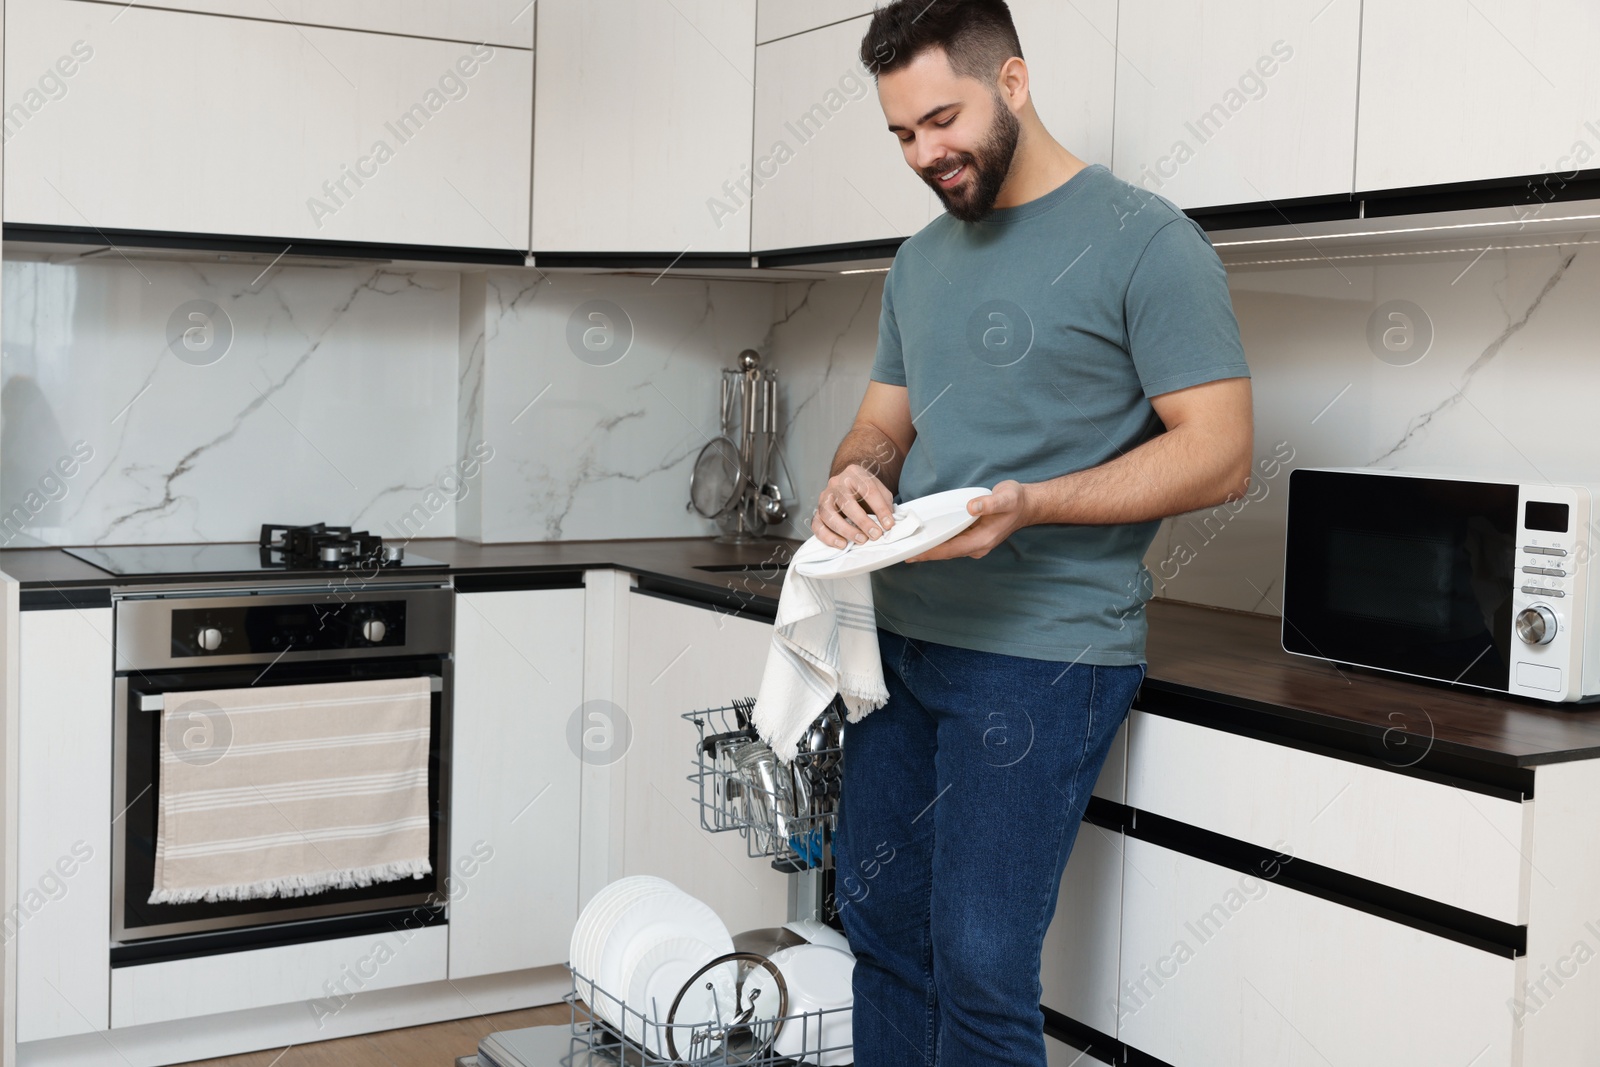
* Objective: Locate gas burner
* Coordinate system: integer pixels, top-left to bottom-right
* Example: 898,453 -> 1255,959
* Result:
259,523 -> 405,570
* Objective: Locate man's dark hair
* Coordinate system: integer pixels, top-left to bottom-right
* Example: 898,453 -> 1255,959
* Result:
859,0 -> 1024,84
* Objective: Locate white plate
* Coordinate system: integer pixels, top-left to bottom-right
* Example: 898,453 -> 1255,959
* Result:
597,888 -> 732,1033
791,487 -> 991,579
571,877 -> 674,1004
591,886 -> 688,1027
624,935 -> 718,1052
783,918 -> 852,956
580,881 -> 679,1012
768,944 -> 855,1065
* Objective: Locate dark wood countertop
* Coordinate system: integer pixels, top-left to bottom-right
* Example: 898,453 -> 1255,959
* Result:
0,536 -> 795,610
6,538 -> 1597,770
1143,599 -> 1600,772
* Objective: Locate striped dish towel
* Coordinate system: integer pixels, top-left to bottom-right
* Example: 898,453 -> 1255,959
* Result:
753,568 -> 889,763
150,675 -> 432,905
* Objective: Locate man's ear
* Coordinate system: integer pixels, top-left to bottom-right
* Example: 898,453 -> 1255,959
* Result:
996,56 -> 1030,112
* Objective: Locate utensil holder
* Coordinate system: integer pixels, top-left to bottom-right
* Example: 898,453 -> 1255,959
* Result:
684,702 -> 840,872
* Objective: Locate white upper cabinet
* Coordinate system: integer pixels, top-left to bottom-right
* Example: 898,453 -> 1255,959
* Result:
4,1 -> 532,249
752,14 -> 936,252
103,1 -> 535,48
1011,0 -> 1118,169
756,0 -> 879,44
1357,0 -> 1600,191
1112,0 -> 1362,209
531,0 -> 756,254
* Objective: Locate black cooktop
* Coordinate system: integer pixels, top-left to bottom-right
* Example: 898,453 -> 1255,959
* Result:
64,542 -> 447,579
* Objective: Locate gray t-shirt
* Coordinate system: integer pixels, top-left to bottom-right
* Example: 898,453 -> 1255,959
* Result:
868,163 -> 1250,665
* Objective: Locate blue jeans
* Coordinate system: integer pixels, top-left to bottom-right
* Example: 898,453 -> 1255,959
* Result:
834,630 -> 1143,1067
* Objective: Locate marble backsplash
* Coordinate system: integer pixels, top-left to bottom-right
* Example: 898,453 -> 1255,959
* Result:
464,271 -> 789,543
6,238 -> 1597,621
1,257 -> 460,547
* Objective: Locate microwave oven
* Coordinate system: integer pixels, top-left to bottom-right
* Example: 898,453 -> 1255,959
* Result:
1281,467 -> 1599,703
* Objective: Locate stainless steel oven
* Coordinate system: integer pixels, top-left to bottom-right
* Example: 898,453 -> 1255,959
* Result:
110,580 -> 453,963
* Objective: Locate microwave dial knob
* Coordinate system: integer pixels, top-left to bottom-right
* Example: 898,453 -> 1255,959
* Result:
196,627 -> 223,652
1516,605 -> 1558,646
361,619 -> 387,643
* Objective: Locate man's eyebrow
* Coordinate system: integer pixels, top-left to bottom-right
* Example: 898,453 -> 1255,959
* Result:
887,102 -> 959,133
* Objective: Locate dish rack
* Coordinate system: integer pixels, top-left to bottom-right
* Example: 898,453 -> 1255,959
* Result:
563,962 -> 852,1066
683,699 -> 842,874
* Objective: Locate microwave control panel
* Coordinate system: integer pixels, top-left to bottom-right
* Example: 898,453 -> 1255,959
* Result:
1511,487 -> 1586,700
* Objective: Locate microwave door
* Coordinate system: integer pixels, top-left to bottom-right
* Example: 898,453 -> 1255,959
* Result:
1283,470 -> 1518,690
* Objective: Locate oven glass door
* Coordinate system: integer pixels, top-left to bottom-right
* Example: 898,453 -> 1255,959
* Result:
115,655 -> 449,944
1282,469 -> 1518,690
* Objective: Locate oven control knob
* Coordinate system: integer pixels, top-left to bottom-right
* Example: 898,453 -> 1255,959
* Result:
361,619 -> 387,643
196,627 -> 224,652
1516,605 -> 1558,645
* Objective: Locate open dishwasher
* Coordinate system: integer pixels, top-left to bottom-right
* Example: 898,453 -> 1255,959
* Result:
470,697 -> 848,1067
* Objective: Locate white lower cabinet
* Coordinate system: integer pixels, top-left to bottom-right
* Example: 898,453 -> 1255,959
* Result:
1117,837 -> 1516,1067
16,607 -> 113,1043
623,592 -> 789,934
449,586 -> 586,978
1040,822 -> 1123,1040
1126,711 -> 1531,924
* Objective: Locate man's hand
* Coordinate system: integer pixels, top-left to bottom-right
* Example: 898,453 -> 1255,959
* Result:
906,480 -> 1032,562
812,463 -> 897,549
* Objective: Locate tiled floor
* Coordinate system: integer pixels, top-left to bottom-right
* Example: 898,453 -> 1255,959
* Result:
174,1002 -> 568,1066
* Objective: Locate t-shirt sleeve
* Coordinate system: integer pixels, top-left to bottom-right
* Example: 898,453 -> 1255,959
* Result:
1124,217 -> 1251,398
869,260 -> 907,387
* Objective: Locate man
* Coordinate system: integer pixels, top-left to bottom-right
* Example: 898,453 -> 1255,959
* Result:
813,2 -> 1254,1064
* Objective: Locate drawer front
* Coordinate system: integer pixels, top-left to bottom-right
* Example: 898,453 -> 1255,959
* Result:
1126,711 -> 1530,923
110,926 -> 448,1027
1119,838 -> 1516,1067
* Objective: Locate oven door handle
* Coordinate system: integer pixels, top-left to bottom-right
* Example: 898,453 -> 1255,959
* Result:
137,674 -> 444,712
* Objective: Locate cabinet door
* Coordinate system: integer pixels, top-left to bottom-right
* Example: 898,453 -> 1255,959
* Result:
4,2 -> 532,249
17,607 -> 113,1042
751,16 -> 939,252
1126,711 -> 1530,924
1010,0 -> 1118,170
1040,822 -> 1123,1041
756,1 -> 878,44
1111,0 -> 1361,209
82,2 -> 535,46
1118,838 -> 1516,1066
1357,0 -> 1600,191
624,593 -> 789,934
531,0 -> 755,254
449,588 -> 585,978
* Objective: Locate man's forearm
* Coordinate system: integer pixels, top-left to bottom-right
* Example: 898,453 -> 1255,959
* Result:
1021,422 -> 1251,526
830,423 -> 907,493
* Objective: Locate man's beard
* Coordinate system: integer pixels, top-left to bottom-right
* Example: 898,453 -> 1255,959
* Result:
922,101 -> 1021,223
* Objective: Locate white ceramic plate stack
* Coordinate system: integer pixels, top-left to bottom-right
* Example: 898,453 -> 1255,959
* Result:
567,876 -> 734,1054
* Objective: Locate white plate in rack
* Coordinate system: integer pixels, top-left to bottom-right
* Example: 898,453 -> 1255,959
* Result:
624,935 -> 719,1053
791,487 -> 991,580
597,888 -> 732,1033
573,878 -> 675,1009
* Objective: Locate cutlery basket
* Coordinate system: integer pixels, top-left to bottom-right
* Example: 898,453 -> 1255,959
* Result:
565,961 -> 853,1066
683,700 -> 841,872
